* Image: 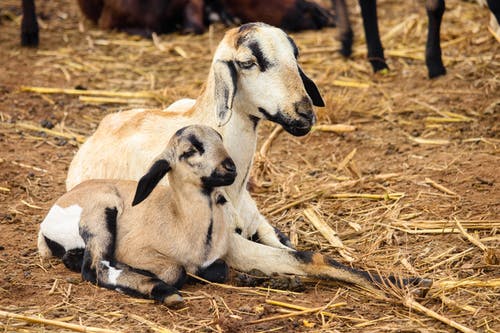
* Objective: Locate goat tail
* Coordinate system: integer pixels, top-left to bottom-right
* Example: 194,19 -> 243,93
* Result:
77,0 -> 104,23
37,230 -> 52,258
225,233 -> 430,291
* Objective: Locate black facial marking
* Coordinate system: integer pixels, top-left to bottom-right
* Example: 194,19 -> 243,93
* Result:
103,207 -> 118,263
179,149 -> 196,160
188,134 -> 205,154
206,218 -> 213,247
216,193 -> 227,205
226,60 -> 238,93
287,36 -> 299,58
248,41 -> 271,72
62,248 -> 84,272
249,231 -> 260,243
43,236 -> 65,258
248,115 -> 260,130
235,227 -> 242,235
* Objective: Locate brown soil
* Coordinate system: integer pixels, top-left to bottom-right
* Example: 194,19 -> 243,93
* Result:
0,0 -> 499,332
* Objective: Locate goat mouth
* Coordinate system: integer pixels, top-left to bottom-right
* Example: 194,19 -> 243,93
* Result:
258,107 -> 315,137
201,171 -> 237,188
283,122 -> 313,136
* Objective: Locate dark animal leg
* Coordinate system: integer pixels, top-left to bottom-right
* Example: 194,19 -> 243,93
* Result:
331,0 -> 353,57
21,0 -> 39,47
358,0 -> 388,72
425,0 -> 446,78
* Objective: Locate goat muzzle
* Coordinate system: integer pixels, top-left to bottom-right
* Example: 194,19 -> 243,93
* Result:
202,158 -> 237,188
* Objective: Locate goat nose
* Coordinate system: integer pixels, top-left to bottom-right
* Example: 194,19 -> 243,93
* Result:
221,158 -> 236,173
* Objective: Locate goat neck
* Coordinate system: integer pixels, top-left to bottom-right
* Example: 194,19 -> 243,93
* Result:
192,73 -> 257,206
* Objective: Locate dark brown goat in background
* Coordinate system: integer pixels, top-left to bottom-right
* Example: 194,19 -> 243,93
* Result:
207,0 -> 335,31
77,0 -> 206,35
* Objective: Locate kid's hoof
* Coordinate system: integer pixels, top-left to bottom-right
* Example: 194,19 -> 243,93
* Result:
163,293 -> 183,306
151,282 -> 183,305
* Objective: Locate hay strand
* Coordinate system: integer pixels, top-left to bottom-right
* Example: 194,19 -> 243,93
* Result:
403,297 -> 478,333
303,207 -> 354,261
0,310 -> 121,333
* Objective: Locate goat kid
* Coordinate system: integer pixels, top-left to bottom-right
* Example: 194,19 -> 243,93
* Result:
330,0 -> 500,78
39,125 -> 236,304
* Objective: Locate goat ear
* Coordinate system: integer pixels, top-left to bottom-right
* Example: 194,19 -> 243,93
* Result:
132,159 -> 171,206
298,66 -> 325,107
214,60 -> 237,127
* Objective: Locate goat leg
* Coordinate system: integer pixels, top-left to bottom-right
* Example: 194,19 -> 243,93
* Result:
225,232 -> 431,292
21,0 -> 39,47
425,0 -> 446,78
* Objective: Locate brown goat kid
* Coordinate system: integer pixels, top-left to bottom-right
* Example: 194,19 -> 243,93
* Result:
38,125 -> 237,304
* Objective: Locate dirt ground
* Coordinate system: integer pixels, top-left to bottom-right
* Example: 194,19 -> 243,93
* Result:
0,0 -> 499,332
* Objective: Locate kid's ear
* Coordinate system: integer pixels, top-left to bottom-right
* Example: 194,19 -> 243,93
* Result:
132,159 -> 171,206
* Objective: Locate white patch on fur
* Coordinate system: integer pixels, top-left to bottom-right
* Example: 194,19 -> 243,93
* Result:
40,204 -> 85,251
165,98 -> 196,112
101,260 -> 122,285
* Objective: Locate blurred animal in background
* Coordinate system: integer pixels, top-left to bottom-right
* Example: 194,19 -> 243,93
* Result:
206,0 -> 336,31
17,0 -> 335,45
77,0 -> 206,35
329,0 -> 500,78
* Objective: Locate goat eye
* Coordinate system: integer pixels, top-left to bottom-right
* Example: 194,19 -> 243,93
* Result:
180,148 -> 197,160
237,60 -> 255,69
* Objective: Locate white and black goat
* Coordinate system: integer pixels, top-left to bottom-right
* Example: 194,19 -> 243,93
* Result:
330,0 -> 500,78
39,125 -> 236,304
63,23 -> 428,293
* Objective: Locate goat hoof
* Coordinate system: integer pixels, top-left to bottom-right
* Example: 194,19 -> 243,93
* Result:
371,60 -> 389,73
197,259 -> 229,283
428,65 -> 446,79
21,32 -> 39,47
151,282 -> 183,305
162,293 -> 183,306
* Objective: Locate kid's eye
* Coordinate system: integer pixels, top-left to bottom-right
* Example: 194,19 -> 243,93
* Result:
180,148 -> 197,160
237,60 -> 256,69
